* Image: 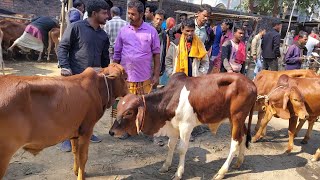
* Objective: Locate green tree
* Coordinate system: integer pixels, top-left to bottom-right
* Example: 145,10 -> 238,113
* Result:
240,0 -> 320,18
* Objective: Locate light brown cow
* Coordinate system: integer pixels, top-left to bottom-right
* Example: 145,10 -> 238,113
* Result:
47,27 -> 59,61
0,63 -> 128,180
109,72 -> 257,180
254,69 -> 317,139
252,76 -> 309,152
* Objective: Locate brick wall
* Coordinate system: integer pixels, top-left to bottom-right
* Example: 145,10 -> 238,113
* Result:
0,0 -> 61,17
0,0 -> 200,19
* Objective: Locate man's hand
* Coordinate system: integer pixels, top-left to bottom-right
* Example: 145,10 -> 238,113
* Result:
151,75 -> 159,88
253,55 -> 257,61
61,68 -> 72,76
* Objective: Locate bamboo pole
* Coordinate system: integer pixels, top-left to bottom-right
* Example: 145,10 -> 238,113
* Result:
59,0 -> 66,40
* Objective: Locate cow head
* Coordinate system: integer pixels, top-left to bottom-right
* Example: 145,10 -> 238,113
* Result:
109,94 -> 143,137
99,63 -> 128,98
267,86 -> 309,120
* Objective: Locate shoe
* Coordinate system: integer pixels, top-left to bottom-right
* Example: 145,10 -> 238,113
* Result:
90,134 -> 102,143
60,140 -> 71,152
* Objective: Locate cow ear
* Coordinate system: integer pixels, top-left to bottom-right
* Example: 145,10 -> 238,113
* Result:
135,107 -> 145,132
283,92 -> 290,110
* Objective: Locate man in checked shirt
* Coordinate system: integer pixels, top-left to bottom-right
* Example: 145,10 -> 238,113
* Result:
104,6 -> 127,62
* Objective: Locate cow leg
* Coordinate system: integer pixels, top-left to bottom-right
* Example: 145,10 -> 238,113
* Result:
0,145 -> 18,179
173,124 -> 193,180
215,136 -> 240,179
71,138 -> 79,176
77,134 -> 91,180
301,117 -> 316,144
233,134 -> 246,169
312,148 -> 320,162
287,116 -> 298,153
295,119 -> 306,138
7,42 -> 17,52
159,130 -> 179,173
252,109 -> 273,143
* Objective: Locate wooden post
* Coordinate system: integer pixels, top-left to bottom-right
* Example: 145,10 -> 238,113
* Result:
59,1 -> 66,40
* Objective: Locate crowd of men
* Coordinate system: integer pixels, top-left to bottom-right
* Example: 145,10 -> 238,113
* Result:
9,0 -> 320,151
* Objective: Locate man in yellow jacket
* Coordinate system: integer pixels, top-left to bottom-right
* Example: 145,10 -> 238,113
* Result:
165,19 -> 209,77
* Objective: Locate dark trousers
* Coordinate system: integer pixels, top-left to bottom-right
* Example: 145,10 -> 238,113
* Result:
263,58 -> 278,71
246,57 -> 256,80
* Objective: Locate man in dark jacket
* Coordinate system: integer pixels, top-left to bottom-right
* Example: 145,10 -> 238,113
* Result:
261,20 -> 282,71
58,0 -> 110,152
168,4 -> 214,51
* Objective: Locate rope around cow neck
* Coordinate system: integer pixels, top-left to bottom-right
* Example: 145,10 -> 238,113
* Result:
103,74 -> 110,107
256,85 -> 286,103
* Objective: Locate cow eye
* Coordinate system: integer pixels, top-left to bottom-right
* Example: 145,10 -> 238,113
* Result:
293,98 -> 299,102
126,111 -> 133,116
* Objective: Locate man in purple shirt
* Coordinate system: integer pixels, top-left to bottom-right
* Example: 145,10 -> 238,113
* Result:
113,0 -> 160,94
285,31 -> 308,70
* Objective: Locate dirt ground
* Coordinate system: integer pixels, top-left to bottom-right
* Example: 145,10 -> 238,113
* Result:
3,61 -> 320,180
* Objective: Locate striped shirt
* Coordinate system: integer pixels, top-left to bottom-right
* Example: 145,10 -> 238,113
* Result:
104,16 -> 127,48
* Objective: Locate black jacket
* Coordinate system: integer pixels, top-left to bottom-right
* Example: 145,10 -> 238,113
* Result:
58,20 -> 110,74
261,29 -> 281,59
168,21 -> 214,51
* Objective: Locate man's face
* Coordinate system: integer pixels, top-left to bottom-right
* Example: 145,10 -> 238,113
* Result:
77,4 -> 85,13
275,24 -> 282,32
243,22 -> 248,30
93,9 -> 109,25
180,15 -> 187,22
234,29 -> 244,41
300,36 -> 308,46
261,29 -> 266,36
128,7 -> 143,26
182,26 -> 195,40
197,10 -> 209,25
145,7 -> 153,20
221,22 -> 229,32
153,14 -> 164,29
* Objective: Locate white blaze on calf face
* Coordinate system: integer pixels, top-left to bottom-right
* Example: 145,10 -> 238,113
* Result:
121,101 -> 125,105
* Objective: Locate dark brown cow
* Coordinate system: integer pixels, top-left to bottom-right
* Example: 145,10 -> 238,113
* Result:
254,70 -> 317,138
252,77 -> 309,152
0,63 -> 128,180
47,27 -> 59,61
109,72 -> 257,180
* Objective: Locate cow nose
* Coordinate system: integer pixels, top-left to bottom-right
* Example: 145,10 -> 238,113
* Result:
109,131 -> 115,136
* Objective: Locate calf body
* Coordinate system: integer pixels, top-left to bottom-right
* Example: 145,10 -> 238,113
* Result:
110,72 -> 257,179
0,64 -> 128,180
254,70 -> 317,138
46,28 -> 59,61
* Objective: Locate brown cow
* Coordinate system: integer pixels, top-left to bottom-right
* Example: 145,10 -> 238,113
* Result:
0,63 -> 128,180
109,72 -> 257,180
254,69 -> 317,138
252,77 -> 309,152
47,27 -> 59,61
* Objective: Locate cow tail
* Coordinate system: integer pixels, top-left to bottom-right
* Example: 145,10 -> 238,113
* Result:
0,29 -> 4,75
246,104 -> 254,148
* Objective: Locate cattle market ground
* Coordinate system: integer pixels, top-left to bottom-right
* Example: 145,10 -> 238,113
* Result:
3,61 -> 320,180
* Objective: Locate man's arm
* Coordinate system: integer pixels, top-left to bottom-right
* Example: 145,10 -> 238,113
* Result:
101,37 -> 110,67
57,24 -> 76,74
151,28 -> 161,86
113,30 -> 123,64
165,43 -> 175,75
285,47 -> 301,64
221,41 -> 233,72
251,36 -> 258,59
199,54 -> 209,75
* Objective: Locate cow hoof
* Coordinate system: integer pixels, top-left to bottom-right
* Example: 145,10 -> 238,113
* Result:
285,149 -> 292,153
214,173 -> 225,180
171,174 -> 181,180
159,166 -> 169,173
232,162 -> 242,169
74,170 -> 78,176
252,137 -> 259,143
